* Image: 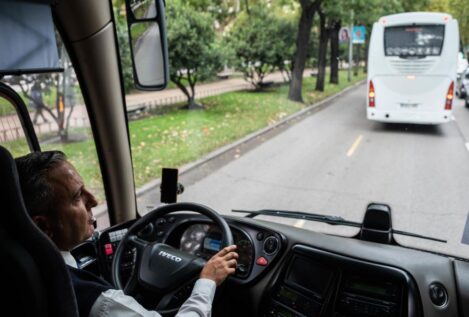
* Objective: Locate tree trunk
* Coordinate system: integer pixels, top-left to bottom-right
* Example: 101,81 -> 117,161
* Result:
288,0 -> 321,102
353,44 -> 359,76
329,20 -> 340,84
185,72 -> 203,109
315,10 -> 328,92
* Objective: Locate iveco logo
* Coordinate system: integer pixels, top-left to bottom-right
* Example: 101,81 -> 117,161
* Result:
158,251 -> 182,262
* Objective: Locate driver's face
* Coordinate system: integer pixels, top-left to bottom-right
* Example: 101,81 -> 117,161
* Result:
47,161 -> 97,251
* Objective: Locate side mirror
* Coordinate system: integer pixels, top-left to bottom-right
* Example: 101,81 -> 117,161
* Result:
124,0 -> 169,90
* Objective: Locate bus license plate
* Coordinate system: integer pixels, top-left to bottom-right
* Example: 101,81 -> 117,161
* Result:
400,103 -> 419,108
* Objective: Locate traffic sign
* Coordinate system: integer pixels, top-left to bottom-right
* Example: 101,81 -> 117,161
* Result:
352,26 -> 366,44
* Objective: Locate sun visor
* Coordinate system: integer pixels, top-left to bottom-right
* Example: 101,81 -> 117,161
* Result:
0,0 -> 62,75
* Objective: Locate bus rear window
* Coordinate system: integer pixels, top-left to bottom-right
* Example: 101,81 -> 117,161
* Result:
384,25 -> 444,57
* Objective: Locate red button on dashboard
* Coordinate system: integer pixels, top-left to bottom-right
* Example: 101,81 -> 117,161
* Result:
256,256 -> 268,266
104,243 -> 113,255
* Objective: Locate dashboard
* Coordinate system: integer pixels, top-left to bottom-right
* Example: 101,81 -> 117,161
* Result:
71,212 -> 469,317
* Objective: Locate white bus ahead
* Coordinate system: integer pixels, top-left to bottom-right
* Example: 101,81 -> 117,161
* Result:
367,12 -> 459,124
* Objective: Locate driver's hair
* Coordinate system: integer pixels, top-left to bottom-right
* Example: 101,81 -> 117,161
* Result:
15,151 -> 67,218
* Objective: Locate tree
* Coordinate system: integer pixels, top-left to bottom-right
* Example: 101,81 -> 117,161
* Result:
226,7 -> 279,90
114,9 -> 135,94
167,2 -> 224,109
288,0 -> 322,102
272,18 -> 297,82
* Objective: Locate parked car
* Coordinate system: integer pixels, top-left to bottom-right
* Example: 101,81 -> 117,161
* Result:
458,51 -> 468,76
456,66 -> 469,99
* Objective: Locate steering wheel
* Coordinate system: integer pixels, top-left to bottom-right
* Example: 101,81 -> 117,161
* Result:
111,202 -> 234,313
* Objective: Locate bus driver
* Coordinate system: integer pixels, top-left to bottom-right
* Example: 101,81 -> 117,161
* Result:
15,150 -> 238,317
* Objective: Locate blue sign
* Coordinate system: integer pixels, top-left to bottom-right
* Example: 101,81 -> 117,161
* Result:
352,26 -> 366,44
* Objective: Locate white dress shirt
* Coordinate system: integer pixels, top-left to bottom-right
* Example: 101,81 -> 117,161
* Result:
61,251 -> 216,317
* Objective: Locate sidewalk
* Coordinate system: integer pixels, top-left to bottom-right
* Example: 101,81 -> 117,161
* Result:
0,70 -> 314,142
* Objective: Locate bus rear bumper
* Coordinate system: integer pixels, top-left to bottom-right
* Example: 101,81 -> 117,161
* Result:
367,109 -> 452,125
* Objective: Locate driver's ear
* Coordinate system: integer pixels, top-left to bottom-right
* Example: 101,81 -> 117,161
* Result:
32,215 -> 54,238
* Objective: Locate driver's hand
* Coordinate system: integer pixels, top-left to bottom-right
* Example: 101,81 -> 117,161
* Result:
200,245 -> 238,286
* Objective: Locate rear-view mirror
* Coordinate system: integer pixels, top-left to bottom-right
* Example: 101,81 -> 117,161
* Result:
125,0 -> 168,90
0,1 -> 61,75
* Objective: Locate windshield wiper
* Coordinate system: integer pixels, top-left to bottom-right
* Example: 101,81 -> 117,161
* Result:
232,208 -> 446,243
232,208 -> 362,227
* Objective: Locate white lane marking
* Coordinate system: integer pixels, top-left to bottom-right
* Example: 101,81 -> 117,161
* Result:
347,135 -> 363,157
451,115 -> 456,121
294,220 -> 305,228
465,143 -> 469,152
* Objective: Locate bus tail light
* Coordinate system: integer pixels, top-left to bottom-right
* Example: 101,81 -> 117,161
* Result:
445,81 -> 454,110
368,80 -> 375,108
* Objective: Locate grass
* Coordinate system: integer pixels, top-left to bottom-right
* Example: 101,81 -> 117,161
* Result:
2,70 -> 366,202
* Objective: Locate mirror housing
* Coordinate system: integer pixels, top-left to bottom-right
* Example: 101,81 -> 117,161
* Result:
124,0 -> 169,91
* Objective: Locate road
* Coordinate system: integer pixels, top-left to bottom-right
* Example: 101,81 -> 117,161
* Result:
140,84 -> 469,259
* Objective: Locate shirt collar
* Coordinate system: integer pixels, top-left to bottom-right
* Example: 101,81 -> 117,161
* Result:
61,251 -> 78,269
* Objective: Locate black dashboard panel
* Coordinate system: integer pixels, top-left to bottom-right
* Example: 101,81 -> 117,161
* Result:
263,245 -> 419,317
81,214 -> 469,317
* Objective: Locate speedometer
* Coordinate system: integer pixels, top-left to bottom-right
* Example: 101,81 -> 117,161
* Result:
179,223 -> 254,277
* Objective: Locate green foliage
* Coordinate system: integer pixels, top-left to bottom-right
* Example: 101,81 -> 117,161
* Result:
114,10 -> 135,94
226,7 -> 288,89
167,1 -> 224,106
449,0 -> 469,48
271,18 -> 297,81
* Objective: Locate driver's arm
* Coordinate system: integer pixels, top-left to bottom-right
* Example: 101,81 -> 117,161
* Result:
89,245 -> 238,317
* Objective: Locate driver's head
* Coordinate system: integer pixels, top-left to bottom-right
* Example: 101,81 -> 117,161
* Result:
15,151 -> 97,251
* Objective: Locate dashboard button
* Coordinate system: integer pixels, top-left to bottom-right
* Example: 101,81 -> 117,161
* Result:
104,243 -> 113,255
256,256 -> 268,266
263,236 -> 279,254
256,232 -> 264,241
429,283 -> 448,307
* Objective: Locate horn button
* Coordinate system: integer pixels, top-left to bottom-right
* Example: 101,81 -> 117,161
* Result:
139,243 -> 206,292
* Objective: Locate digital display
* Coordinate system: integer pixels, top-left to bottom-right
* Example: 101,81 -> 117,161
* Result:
345,277 -> 398,299
349,281 -> 388,296
286,256 -> 333,298
203,237 -> 221,252
278,286 -> 299,302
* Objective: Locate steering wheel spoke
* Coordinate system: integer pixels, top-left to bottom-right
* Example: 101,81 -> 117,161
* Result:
127,234 -> 149,253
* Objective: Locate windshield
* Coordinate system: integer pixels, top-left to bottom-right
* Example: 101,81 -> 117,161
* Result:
119,4 -> 469,262
384,25 -> 445,57
2,3 -> 468,262
125,6 -> 468,260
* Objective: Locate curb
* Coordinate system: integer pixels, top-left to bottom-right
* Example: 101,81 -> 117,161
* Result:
94,79 -> 366,216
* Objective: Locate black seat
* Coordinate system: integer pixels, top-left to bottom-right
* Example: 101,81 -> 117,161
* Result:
0,145 -> 79,317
